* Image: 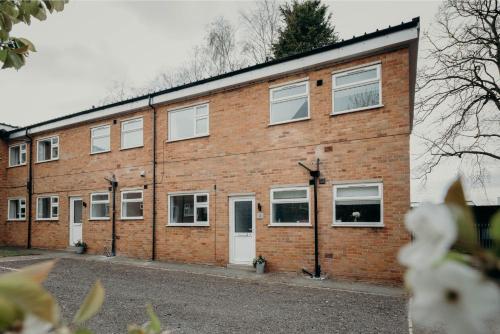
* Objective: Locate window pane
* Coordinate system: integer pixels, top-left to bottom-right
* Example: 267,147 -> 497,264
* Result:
335,68 -> 377,86
38,198 -> 50,218
195,118 -> 208,135
123,192 -> 142,200
92,136 -> 110,153
51,146 -> 59,159
92,194 -> 109,201
270,96 -> 308,123
273,189 -> 307,200
170,195 -> 194,223
196,105 -> 208,116
334,82 -> 379,112
123,202 -> 143,218
38,141 -> 50,161
196,207 -> 208,223
122,130 -> 143,148
51,137 -> 59,145
272,83 -> 307,100
235,201 -> 252,232
92,203 -> 109,218
9,147 -> 20,165
92,126 -> 110,137
122,119 -> 142,132
335,199 -> 381,223
272,203 -> 309,223
196,194 -> 208,203
337,186 -> 379,198
8,200 -> 18,219
51,203 -> 58,217
170,108 -> 195,140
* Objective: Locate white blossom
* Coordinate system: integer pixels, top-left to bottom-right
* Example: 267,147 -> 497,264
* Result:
399,203 -> 457,269
408,261 -> 500,334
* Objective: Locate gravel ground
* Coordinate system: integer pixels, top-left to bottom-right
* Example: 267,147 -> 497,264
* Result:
1,258 -> 408,334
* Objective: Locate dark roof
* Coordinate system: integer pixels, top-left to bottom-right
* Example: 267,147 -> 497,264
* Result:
9,17 -> 420,134
0,122 -> 18,128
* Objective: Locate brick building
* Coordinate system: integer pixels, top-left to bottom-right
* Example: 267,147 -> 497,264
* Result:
0,19 -> 419,283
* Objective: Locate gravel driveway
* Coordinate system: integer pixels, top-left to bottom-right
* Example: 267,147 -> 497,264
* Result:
0,258 -> 408,334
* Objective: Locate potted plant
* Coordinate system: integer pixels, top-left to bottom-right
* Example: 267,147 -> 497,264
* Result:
74,240 -> 87,254
253,255 -> 266,274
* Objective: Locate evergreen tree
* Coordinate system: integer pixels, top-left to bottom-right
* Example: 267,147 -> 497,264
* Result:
272,0 -> 338,59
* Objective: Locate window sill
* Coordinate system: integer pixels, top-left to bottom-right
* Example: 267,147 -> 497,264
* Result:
7,164 -> 27,168
35,219 -> 59,222
120,217 -> 144,220
268,223 -> 312,227
167,223 -> 210,227
332,223 -> 384,228
35,158 -> 59,164
331,104 -> 384,116
120,145 -> 144,151
90,150 -> 111,155
268,117 -> 310,127
167,134 -> 209,143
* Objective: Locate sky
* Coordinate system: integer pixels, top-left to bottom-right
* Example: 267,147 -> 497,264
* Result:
0,0 -> 499,205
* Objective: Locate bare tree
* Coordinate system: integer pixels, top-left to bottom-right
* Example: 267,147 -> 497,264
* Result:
415,0 -> 500,183
240,0 -> 282,64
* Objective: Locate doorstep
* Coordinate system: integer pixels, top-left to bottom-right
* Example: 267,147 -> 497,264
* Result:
5,249 -> 406,298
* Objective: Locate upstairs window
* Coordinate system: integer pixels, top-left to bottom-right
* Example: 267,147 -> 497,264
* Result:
270,187 -> 310,226
8,198 -> 26,220
332,64 -> 382,114
9,143 -> 27,167
90,193 -> 110,219
168,104 -> 209,141
121,190 -> 143,219
270,80 -> 309,124
91,125 -> 111,154
168,192 -> 209,226
333,182 -> 383,227
37,196 -> 59,220
121,118 -> 143,149
37,136 -> 59,162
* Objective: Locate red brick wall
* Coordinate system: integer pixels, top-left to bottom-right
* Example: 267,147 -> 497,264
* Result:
0,47 -> 411,283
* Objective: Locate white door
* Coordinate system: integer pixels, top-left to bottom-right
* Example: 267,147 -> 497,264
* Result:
229,196 -> 255,265
69,197 -> 83,246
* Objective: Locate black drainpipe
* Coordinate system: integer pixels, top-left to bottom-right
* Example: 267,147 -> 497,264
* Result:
148,95 -> 157,261
299,158 -> 321,278
25,129 -> 33,249
105,175 -> 118,256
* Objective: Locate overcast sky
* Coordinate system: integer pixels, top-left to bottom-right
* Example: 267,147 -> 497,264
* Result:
1,0 -> 498,205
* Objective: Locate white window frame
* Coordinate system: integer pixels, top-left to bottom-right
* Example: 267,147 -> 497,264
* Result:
89,192 -> 110,220
331,63 -> 382,115
90,125 -> 111,154
269,186 -> 311,227
8,143 -> 27,167
167,192 -> 209,226
7,197 -> 26,221
168,103 -> 209,142
36,136 -> 59,163
121,117 -> 144,150
332,182 -> 384,227
120,189 -> 144,220
36,195 -> 59,220
269,79 -> 310,125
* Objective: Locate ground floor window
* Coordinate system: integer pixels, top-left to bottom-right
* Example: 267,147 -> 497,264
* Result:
36,196 -> 59,220
333,182 -> 383,227
121,190 -> 143,219
8,198 -> 26,220
168,192 -> 209,226
270,187 -> 310,226
90,192 -> 110,219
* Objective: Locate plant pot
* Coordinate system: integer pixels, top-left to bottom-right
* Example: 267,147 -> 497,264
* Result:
75,246 -> 85,254
256,262 -> 265,274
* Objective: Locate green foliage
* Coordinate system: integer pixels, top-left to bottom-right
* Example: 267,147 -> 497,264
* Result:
0,260 -> 164,333
252,255 -> 266,268
0,0 -> 68,70
489,211 -> 500,256
272,0 -> 338,59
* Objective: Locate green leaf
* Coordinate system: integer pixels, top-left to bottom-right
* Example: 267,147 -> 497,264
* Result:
0,49 -> 7,63
146,305 -> 161,333
2,261 -> 55,284
444,179 -> 478,253
73,280 -> 105,325
17,37 -> 36,52
0,277 -> 59,324
445,251 -> 471,264
0,296 -> 22,331
51,0 -> 67,12
0,1 -> 19,19
1,13 -> 13,32
2,51 -> 25,70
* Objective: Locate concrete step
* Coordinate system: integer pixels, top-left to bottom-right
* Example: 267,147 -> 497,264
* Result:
226,263 -> 254,272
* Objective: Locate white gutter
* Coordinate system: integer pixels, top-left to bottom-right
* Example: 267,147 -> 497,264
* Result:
9,25 -> 418,139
